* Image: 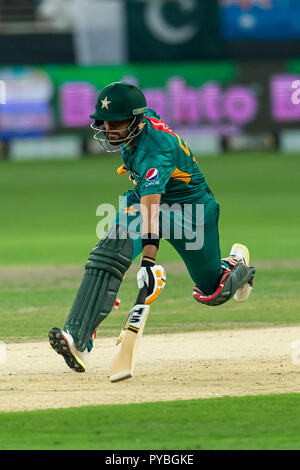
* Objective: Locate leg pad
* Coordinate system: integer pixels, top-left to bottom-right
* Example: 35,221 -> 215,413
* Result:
64,225 -> 132,351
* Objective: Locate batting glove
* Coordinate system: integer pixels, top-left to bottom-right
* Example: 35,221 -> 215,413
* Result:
137,257 -> 167,305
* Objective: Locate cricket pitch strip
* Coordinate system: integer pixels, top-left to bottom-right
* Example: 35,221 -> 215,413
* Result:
1,326 -> 300,412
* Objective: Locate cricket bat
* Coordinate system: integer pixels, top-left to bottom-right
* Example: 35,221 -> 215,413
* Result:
110,285 -> 149,383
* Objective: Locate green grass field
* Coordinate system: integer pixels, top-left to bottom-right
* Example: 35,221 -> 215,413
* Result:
1,394 -> 300,450
0,151 -> 299,450
0,151 -> 299,265
1,263 -> 300,342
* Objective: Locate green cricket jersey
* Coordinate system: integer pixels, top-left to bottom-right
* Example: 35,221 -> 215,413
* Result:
120,109 -> 212,205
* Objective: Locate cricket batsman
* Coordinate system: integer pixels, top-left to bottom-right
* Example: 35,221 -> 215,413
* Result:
49,81 -> 256,372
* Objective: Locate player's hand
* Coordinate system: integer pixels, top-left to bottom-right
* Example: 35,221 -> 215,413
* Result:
137,257 -> 166,305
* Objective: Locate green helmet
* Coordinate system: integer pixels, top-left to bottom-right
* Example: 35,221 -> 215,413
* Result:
90,81 -> 148,122
90,81 -> 148,152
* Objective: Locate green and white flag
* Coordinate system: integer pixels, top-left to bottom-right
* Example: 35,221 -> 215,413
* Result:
126,0 -> 224,62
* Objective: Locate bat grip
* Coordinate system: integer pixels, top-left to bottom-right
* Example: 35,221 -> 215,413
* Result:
135,284 -> 148,305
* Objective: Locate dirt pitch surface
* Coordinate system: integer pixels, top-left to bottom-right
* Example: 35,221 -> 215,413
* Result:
1,326 -> 300,412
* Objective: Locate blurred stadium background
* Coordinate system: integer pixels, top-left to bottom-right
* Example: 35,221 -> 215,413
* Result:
1,0 -> 300,160
1,0 -> 300,451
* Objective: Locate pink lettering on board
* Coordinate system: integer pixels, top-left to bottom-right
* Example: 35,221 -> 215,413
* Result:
202,83 -> 222,122
144,79 -> 258,126
61,82 -> 97,127
271,74 -> 300,121
167,78 -> 201,124
58,77 -> 260,131
143,89 -> 166,119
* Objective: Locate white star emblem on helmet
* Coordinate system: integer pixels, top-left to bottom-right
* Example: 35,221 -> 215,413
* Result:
101,96 -> 111,110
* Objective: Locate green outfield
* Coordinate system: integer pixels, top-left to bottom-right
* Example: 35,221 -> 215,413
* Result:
0,151 -> 299,266
0,393 -> 300,450
0,151 -> 299,450
1,262 -> 300,342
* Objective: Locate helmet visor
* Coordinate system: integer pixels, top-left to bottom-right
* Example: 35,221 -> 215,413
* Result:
90,115 -> 144,153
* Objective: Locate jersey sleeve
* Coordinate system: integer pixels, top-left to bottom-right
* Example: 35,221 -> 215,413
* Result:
138,151 -> 176,197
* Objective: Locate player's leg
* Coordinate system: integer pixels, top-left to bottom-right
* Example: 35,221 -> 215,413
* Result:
191,198 -> 255,306
193,254 -> 255,306
49,190 -> 143,372
162,195 -> 255,306
162,196 -> 221,293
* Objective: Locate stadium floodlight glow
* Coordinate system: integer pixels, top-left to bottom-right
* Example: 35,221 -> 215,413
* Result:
0,80 -> 6,104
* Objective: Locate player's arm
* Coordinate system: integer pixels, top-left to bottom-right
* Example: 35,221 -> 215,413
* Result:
140,193 -> 161,260
137,193 -> 166,304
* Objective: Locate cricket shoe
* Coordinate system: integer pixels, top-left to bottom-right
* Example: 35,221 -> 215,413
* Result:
229,243 -> 254,302
48,327 -> 88,373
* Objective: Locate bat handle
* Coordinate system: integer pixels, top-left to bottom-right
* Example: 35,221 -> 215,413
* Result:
135,284 -> 148,305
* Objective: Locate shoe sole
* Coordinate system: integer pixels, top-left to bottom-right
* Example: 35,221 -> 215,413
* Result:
48,327 -> 86,373
234,282 -> 253,302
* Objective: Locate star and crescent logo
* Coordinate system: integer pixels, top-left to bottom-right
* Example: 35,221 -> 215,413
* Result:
101,96 -> 111,110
